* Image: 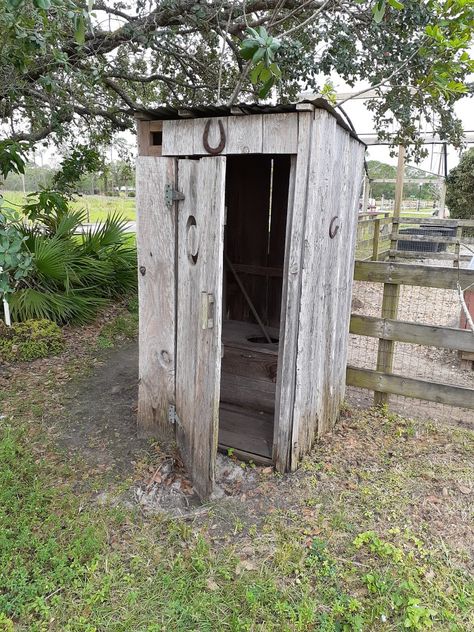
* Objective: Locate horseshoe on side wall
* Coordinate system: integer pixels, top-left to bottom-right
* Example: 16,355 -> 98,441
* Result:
203,119 -> 226,155
329,216 -> 340,239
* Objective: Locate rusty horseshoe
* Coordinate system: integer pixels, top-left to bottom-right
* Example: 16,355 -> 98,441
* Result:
329,216 -> 340,239
203,119 -> 226,155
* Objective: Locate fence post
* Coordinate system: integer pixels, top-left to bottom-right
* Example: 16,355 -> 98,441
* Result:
374,145 -> 405,406
371,218 -> 381,261
453,224 -> 462,269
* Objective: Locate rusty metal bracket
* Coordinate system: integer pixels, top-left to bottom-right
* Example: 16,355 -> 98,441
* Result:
329,216 -> 340,239
203,119 -> 226,155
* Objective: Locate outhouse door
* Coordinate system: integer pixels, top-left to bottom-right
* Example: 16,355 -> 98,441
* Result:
175,157 -> 226,499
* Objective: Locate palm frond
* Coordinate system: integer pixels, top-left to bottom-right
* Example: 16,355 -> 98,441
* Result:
9,288 -> 107,324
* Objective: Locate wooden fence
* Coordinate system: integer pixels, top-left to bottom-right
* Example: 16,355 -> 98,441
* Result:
356,214 -> 474,264
347,260 -> 474,411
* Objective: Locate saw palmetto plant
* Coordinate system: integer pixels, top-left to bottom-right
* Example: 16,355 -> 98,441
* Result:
9,210 -> 136,324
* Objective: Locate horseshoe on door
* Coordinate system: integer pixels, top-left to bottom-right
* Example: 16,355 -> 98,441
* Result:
329,216 -> 340,239
202,119 -> 226,155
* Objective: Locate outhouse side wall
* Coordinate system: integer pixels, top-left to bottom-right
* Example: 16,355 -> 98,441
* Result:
276,109 -> 365,469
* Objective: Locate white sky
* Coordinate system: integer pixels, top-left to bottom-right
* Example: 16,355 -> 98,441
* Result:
340,92 -> 473,174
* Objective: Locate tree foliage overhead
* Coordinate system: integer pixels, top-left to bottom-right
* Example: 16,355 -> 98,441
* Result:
446,148 -> 474,220
0,0 -> 473,155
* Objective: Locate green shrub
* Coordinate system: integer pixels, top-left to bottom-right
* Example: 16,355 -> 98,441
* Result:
0,319 -> 64,362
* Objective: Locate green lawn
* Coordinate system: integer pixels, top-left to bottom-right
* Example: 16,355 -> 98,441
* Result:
0,190 -> 136,223
0,312 -> 472,631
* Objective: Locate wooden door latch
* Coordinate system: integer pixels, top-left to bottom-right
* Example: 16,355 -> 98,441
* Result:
201,292 -> 215,329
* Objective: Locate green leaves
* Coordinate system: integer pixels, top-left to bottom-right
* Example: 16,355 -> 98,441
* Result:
241,26 -> 282,98
74,14 -> 86,45
0,141 -> 29,180
0,208 -> 33,297
372,0 -> 404,24
33,0 -> 52,9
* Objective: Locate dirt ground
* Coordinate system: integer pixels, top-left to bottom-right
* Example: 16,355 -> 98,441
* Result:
21,334 -> 470,558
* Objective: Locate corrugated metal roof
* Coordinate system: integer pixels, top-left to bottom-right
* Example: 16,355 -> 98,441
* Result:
135,98 -> 364,144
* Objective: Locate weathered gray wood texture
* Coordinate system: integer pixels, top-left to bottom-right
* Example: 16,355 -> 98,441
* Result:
162,113 -> 298,156
347,366 -> 474,410
280,110 -> 364,469
136,156 -> 176,438
350,314 -> 474,352
274,110 -> 365,470
354,261 -> 474,290
175,157 -> 226,500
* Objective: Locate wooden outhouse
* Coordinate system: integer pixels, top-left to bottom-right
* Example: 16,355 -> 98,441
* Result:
135,99 -> 365,498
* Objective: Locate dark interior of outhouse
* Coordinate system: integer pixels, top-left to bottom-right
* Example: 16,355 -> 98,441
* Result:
218,154 -> 292,462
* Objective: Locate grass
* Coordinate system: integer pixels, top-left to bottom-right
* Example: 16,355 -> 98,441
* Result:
0,325 -> 473,631
0,190 -> 136,223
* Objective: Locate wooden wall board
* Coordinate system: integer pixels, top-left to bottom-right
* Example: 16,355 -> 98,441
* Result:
226,114 -> 263,154
175,157 -> 226,499
262,113 -> 298,153
273,114 -> 312,472
162,118 -> 195,155
161,112 -> 300,156
290,111 -> 338,459
289,113 -> 365,466
136,156 -> 176,439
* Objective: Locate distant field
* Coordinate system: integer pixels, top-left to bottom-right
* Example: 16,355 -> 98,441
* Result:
0,191 -> 136,222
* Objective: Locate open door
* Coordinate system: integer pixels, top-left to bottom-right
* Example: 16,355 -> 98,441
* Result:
175,157 -> 226,499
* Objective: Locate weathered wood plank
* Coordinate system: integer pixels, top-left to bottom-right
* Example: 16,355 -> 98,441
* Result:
393,232 -> 474,245
393,217 -> 474,227
162,118 -> 194,155
136,156 -> 176,439
389,250 -> 471,261
262,113 -> 298,153
346,366 -> 474,409
354,261 -> 474,289
232,263 -> 283,277
226,114 -> 263,154
350,314 -> 474,352
273,139 -> 305,471
220,374 -> 276,414
175,157 -> 226,499
219,403 -> 273,460
291,112 -> 365,464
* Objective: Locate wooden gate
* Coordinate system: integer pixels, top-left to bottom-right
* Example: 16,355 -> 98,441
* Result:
175,157 -> 226,499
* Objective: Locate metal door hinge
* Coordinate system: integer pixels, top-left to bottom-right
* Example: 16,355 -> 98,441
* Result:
165,184 -> 185,208
168,404 -> 181,426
